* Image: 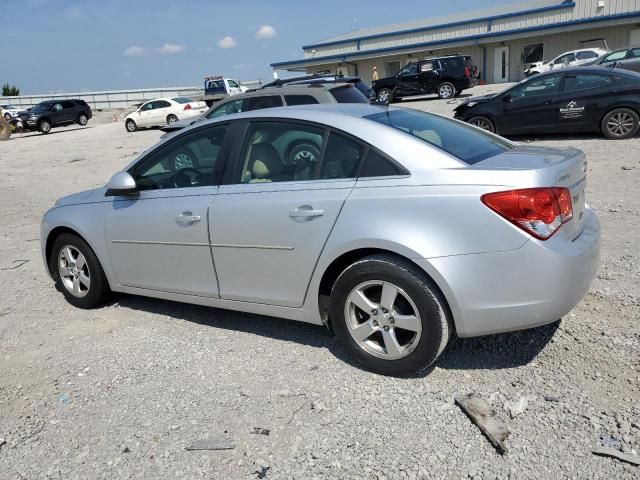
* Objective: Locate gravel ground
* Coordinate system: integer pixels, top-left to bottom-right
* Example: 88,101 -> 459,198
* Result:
0,85 -> 639,479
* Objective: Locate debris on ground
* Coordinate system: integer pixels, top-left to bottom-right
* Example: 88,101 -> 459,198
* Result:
122,446 -> 131,453
251,427 -> 270,436
455,393 -> 510,454
599,433 -> 622,448
185,438 -> 235,451
592,447 -> 640,466
58,394 -> 70,405
0,437 -> 6,449
543,394 -> 560,402
254,466 -> 270,478
504,395 -> 535,418
1,259 -> 29,270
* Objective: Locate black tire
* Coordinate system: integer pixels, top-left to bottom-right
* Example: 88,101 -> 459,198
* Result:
0,118 -> 10,141
437,82 -> 455,99
376,88 -> 394,103
601,108 -> 640,140
39,119 -> 52,134
49,233 -> 111,309
468,115 -> 496,133
3,112 -> 11,121
167,114 -> 179,125
77,113 -> 88,126
125,119 -> 138,133
329,254 -> 451,377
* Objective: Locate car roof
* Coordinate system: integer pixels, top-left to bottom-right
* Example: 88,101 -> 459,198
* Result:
532,65 -> 640,78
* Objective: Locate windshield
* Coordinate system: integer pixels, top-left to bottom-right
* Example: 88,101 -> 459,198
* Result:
364,109 -> 512,165
172,97 -> 193,104
602,50 -> 627,62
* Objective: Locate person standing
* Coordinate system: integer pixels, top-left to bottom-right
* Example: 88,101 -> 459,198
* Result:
372,65 -> 379,82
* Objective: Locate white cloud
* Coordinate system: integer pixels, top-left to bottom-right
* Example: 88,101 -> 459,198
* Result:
218,36 -> 238,49
157,43 -> 185,54
124,46 -> 148,57
255,25 -> 276,39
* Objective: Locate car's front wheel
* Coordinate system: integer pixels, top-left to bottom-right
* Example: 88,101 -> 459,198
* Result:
437,82 -> 456,99
601,108 -> 640,140
49,233 -> 111,309
167,114 -> 179,125
3,113 -> 11,121
329,254 -> 451,376
39,119 -> 52,134
125,119 -> 138,132
376,88 -> 393,103
468,115 -> 495,133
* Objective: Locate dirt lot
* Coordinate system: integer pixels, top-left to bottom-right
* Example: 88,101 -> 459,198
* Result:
0,86 -> 639,479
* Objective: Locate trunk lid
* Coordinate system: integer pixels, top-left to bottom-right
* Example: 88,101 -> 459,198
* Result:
475,145 -> 588,240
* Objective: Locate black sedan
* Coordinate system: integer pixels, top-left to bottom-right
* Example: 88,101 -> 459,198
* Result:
454,67 -> 640,139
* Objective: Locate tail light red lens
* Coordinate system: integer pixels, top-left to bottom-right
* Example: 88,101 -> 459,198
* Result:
464,67 -> 470,78
183,104 -> 192,111
481,187 -> 573,240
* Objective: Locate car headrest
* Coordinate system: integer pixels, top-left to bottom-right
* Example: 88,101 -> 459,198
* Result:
250,143 -> 283,179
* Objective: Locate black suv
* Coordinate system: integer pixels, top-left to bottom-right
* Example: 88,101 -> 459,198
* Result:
19,99 -> 92,134
373,54 -> 478,102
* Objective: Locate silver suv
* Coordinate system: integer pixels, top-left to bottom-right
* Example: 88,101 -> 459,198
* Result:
162,83 -> 369,133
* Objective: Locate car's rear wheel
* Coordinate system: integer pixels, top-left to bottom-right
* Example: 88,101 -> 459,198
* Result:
468,115 -> 495,133
438,82 -> 455,99
77,113 -> 88,126
3,113 -> 11,121
376,88 -> 393,103
49,233 -> 111,309
329,254 -> 451,376
39,119 -> 52,134
601,108 -> 639,140
167,114 -> 179,125
125,119 -> 138,132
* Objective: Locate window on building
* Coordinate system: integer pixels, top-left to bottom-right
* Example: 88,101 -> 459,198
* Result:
523,43 -> 544,64
386,61 -> 401,77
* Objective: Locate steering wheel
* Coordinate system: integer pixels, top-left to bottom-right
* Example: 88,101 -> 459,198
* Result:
157,168 -> 203,189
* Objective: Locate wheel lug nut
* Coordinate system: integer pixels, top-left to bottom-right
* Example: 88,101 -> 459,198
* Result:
389,317 -> 394,324
372,320 -> 378,326
383,326 -> 390,331
371,309 -> 378,315
382,308 -> 388,314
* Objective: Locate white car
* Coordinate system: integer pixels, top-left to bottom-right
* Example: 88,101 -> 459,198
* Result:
524,48 -> 608,77
125,97 -> 207,132
1,104 -> 22,120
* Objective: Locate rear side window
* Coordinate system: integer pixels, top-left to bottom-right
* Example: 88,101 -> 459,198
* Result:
320,132 -> 364,180
576,51 -> 598,60
172,97 -> 193,104
243,95 -> 283,111
360,149 -> 407,177
61,101 -> 76,109
284,95 -> 320,106
365,109 -> 511,165
330,85 -> 369,104
563,74 -> 612,92
443,57 -> 463,70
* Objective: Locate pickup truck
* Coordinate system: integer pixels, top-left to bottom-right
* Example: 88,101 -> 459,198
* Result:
201,76 -> 248,106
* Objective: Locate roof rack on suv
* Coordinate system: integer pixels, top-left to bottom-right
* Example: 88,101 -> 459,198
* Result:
262,73 -> 346,88
423,53 -> 462,60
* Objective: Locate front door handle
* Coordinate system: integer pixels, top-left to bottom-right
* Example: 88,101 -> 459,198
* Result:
289,205 -> 325,219
176,211 -> 201,225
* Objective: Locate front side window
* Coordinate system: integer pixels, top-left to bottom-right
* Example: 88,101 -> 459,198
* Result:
238,122 -> 325,184
51,103 -> 63,112
365,109 -> 511,165
154,100 -> 171,109
227,80 -> 239,88
243,95 -> 283,112
399,64 -> 418,76
563,74 -> 612,92
132,125 -> 228,191
511,75 -> 561,98
554,53 -> 575,65
523,43 -> 544,64
207,99 -> 243,119
140,102 -> 154,111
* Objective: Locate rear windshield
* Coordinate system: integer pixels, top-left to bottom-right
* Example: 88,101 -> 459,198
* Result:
364,109 -> 512,165
330,85 -> 369,104
172,97 -> 193,104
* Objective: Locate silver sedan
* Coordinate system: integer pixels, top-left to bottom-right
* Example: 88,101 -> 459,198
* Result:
41,104 -> 600,376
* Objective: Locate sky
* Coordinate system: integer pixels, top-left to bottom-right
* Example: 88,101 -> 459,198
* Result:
4,0 -> 517,94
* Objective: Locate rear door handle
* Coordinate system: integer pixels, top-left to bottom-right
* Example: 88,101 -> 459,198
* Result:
289,206 -> 324,219
176,211 -> 201,225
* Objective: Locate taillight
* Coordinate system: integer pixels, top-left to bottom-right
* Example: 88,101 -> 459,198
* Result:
464,67 -> 470,78
183,104 -> 192,111
481,187 -> 573,240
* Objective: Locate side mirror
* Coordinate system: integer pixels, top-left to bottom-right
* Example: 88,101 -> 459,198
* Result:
105,171 -> 137,196
502,94 -> 512,102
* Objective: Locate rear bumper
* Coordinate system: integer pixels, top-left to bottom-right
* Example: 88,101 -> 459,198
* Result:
418,208 -> 600,337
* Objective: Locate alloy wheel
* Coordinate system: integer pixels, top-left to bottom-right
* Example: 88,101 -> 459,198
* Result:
58,245 -> 91,298
470,118 -> 492,131
79,114 -> 87,125
606,112 -> 635,138
377,90 -> 390,102
439,84 -> 454,98
344,280 -> 422,360
174,152 -> 194,169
